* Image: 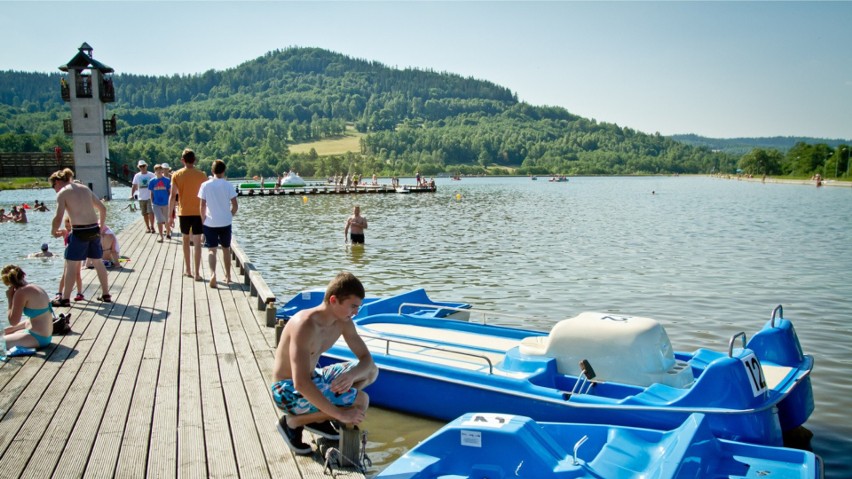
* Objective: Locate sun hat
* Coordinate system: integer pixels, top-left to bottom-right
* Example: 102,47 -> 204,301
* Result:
137,160 -> 147,167
161,162 -> 170,170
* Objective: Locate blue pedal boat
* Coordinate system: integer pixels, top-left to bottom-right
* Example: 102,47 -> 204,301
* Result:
374,412 -> 823,479
276,288 -> 470,321
310,292 -> 812,446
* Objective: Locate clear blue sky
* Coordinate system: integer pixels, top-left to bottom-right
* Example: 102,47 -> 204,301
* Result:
2,1 -> 851,139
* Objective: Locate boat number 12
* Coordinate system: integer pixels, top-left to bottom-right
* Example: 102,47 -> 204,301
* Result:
741,353 -> 767,397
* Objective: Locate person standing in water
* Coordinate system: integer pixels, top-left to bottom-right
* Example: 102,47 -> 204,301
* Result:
344,205 -> 368,244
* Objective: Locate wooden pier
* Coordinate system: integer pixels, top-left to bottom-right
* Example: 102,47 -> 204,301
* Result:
0,220 -> 364,478
236,183 -> 436,197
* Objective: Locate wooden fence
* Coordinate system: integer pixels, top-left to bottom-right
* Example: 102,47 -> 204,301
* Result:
0,152 -> 74,178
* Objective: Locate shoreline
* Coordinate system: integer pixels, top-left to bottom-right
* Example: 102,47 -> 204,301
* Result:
710,175 -> 852,188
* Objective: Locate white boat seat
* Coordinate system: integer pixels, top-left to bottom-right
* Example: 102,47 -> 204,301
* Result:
762,364 -> 794,391
519,335 -> 547,356
518,312 -> 693,389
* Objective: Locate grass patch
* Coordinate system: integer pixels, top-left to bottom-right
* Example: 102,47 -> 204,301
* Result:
289,125 -> 364,156
0,178 -> 49,190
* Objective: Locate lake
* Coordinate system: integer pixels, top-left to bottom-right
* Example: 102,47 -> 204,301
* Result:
2,176 -> 850,478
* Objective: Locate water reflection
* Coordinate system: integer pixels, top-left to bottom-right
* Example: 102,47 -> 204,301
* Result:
346,243 -> 367,265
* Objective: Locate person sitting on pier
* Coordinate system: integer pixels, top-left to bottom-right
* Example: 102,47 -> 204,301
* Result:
270,271 -> 378,455
2,264 -> 54,350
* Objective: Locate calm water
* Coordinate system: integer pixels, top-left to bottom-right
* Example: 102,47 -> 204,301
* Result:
3,177 -> 850,478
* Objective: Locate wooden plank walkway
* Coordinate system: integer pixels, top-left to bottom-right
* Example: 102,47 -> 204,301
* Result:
0,219 -> 364,478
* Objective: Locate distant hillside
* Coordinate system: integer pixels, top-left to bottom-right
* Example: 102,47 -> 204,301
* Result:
670,134 -> 850,156
0,46 -> 788,178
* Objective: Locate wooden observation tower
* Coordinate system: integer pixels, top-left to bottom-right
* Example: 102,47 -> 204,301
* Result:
59,42 -> 116,199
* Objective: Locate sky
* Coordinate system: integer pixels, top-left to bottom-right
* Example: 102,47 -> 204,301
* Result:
2,1 -> 851,140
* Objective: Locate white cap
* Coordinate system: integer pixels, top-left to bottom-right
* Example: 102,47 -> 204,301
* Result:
161,162 -> 170,170
138,160 -> 147,167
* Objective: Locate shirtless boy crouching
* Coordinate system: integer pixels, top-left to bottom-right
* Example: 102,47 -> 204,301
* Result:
270,272 -> 378,455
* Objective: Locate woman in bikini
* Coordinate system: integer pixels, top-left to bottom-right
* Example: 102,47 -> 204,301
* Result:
3,264 -> 54,349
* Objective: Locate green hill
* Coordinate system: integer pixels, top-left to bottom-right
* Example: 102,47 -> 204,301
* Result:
1,46 -> 842,178
669,134 -> 850,156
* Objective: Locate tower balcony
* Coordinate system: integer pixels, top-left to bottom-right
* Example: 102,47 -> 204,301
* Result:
76,75 -> 93,98
100,78 -> 115,103
63,119 -> 72,135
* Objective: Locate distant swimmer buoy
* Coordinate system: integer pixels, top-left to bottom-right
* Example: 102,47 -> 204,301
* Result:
302,196 -> 308,204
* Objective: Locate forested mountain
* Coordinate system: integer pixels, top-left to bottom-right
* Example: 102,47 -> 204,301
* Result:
670,134 -> 849,156
0,47 -> 845,178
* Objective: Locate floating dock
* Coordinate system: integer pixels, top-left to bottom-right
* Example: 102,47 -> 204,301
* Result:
235,183 -> 437,197
0,220 -> 364,478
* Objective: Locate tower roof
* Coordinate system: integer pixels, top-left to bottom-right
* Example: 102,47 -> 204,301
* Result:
59,43 -> 113,73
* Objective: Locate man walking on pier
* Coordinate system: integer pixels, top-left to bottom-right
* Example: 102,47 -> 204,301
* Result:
131,160 -> 156,233
199,159 -> 237,288
49,168 -> 111,305
168,148 -> 207,280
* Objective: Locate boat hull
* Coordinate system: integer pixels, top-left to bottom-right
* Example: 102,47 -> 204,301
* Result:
374,412 -> 822,479
319,349 -> 784,445
318,307 -> 813,446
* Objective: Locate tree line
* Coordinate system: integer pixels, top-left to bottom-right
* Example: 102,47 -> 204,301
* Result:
0,47 -> 845,179
737,143 -> 850,178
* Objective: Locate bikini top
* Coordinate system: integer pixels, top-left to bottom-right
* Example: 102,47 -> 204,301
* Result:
23,303 -> 53,318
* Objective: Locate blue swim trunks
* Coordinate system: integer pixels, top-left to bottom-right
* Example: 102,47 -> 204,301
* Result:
271,361 -> 359,415
66,224 -> 103,261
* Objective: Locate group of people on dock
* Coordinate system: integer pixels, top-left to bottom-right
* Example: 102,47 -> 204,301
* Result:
130,148 -> 238,288
3,147 -> 239,350
3,150 -> 378,458
130,159 -> 173,240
